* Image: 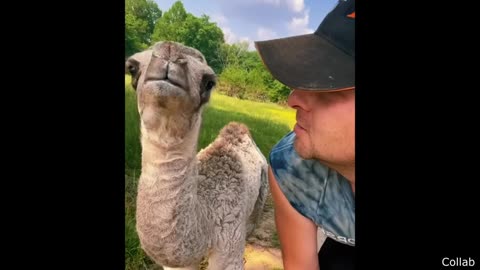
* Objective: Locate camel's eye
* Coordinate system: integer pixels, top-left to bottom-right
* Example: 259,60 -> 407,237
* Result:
200,74 -> 216,104
201,74 -> 216,94
128,64 -> 137,75
126,58 -> 140,78
206,80 -> 215,91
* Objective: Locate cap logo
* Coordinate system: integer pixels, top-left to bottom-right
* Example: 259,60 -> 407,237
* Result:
347,11 -> 355,19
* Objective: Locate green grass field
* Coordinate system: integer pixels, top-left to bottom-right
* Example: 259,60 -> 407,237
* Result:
125,75 -> 295,269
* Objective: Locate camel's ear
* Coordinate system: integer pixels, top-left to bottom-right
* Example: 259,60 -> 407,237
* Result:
126,57 -> 141,90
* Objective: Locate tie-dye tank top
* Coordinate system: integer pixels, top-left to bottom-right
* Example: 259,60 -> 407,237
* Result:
269,131 -> 355,246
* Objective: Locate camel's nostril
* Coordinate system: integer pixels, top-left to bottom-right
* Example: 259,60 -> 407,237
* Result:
145,55 -> 168,82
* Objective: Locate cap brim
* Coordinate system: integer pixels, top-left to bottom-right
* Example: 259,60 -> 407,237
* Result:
254,34 -> 354,91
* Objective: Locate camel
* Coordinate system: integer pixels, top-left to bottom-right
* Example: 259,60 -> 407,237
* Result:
125,41 -> 269,270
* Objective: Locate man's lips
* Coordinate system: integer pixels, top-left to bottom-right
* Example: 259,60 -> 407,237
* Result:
295,113 -> 308,132
294,122 -> 308,135
296,122 -> 307,130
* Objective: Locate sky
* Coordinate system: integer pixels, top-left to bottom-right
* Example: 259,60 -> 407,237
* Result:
153,0 -> 339,51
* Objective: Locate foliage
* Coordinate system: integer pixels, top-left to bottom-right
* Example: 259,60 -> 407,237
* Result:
125,0 -> 162,57
151,1 -> 225,73
216,43 -> 291,103
126,0 -> 292,104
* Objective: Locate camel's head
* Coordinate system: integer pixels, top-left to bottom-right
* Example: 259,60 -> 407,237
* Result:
126,41 -> 216,147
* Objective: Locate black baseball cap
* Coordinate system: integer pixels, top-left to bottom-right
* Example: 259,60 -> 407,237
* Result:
254,0 -> 355,91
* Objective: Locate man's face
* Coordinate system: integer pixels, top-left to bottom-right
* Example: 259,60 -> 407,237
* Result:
288,89 -> 355,166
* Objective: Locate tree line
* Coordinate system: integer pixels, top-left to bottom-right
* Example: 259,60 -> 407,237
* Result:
126,0 -> 291,103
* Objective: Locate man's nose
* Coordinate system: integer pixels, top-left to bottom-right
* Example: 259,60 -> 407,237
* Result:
287,89 -> 309,110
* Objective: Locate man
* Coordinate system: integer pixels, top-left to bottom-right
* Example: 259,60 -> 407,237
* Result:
254,0 -> 355,269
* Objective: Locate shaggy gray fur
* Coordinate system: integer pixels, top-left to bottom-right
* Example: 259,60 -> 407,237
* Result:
126,41 -> 269,270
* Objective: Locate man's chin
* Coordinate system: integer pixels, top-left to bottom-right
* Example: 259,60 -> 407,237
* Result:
293,139 -> 313,160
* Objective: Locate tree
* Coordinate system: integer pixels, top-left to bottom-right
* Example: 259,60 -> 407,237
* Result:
218,42 -> 249,69
144,0 -> 162,38
151,1 -> 225,73
151,1 -> 187,43
183,14 -> 224,73
126,13 -> 148,57
125,0 -> 162,57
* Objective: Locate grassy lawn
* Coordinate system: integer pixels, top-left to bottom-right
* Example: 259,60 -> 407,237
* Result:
125,75 -> 295,269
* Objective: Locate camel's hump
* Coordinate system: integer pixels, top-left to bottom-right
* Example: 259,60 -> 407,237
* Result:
218,122 -> 252,145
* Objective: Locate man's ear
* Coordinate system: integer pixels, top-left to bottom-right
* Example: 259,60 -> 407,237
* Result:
125,57 -> 141,90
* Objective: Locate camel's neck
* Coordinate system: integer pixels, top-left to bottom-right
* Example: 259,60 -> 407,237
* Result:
140,112 -> 201,176
136,116 -> 210,265
141,129 -> 198,168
